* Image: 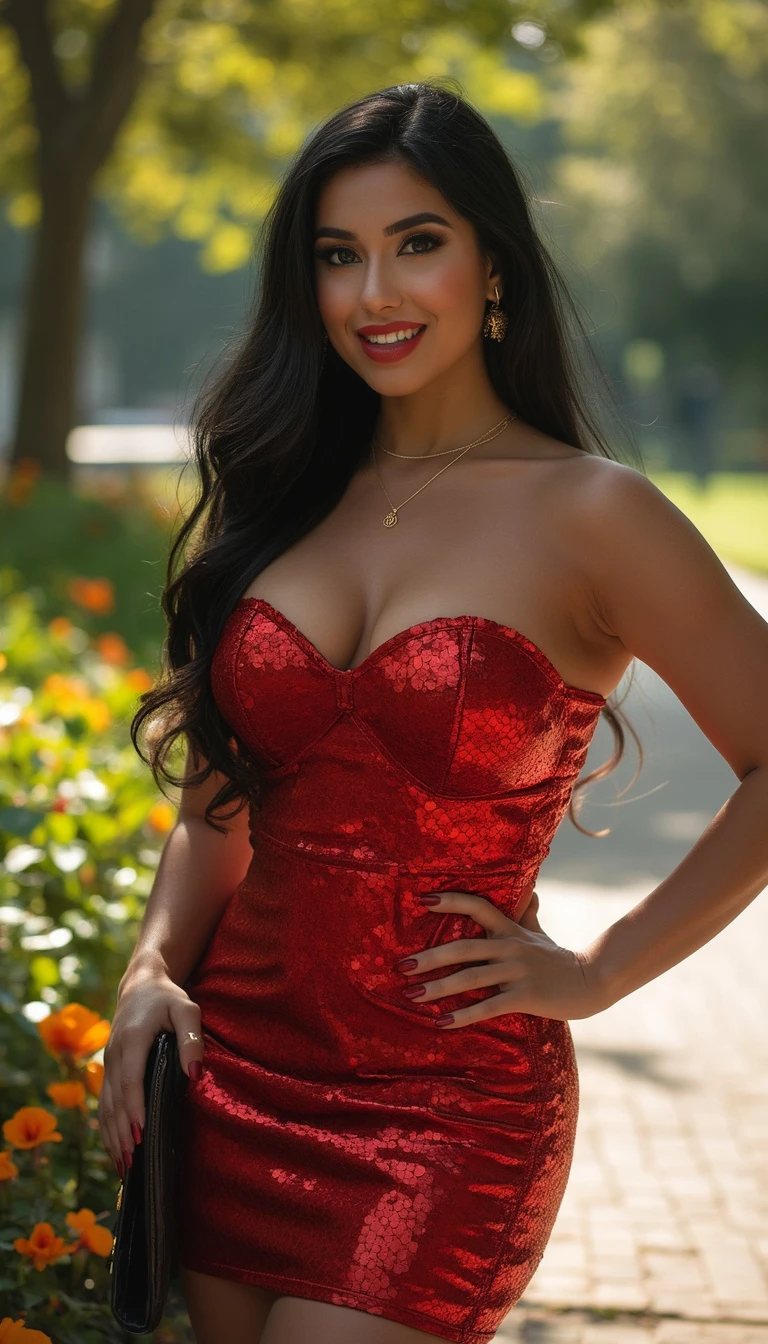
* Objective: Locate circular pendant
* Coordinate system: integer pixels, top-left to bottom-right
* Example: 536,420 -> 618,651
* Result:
383,511 -> 398,528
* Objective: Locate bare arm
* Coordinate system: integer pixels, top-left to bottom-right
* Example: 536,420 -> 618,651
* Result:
576,463 -> 768,1003
120,746 -> 254,991
100,747 -> 253,1175
395,463 -> 768,1026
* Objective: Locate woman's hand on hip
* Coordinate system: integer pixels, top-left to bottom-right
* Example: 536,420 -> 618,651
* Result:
395,889 -> 607,1026
98,966 -> 204,1177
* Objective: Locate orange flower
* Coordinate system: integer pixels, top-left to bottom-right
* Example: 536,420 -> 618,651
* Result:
0,652 -> 7,673
0,1149 -> 19,1180
4,458 -> 42,508
95,632 -> 130,666
46,1081 -> 87,1110
0,1317 -> 53,1343
65,1208 -> 114,1257
37,1003 -> 110,1062
47,617 -> 73,639
2,1108 -> 63,1150
10,458 -> 41,484
13,1222 -> 78,1272
81,698 -> 111,732
125,667 -> 153,693
42,671 -> 89,701
147,800 -> 175,833
67,577 -> 114,615
40,674 -> 111,731
82,1061 -> 104,1098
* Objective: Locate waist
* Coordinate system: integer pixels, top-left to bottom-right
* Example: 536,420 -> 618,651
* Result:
247,781 -> 553,877
250,820 -> 540,878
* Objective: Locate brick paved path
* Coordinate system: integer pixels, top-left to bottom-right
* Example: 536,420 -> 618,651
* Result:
494,880 -> 768,1342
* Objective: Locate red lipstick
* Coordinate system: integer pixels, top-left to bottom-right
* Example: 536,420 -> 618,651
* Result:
356,321 -> 427,364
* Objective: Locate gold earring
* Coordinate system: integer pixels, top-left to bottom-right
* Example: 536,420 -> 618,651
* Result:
483,286 -> 508,342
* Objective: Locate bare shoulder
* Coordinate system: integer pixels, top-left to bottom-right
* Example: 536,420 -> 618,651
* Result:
554,455 -> 721,612
555,455 -> 768,779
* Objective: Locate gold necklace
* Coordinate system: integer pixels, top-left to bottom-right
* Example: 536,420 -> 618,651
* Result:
375,412 -> 513,459
372,413 -> 514,528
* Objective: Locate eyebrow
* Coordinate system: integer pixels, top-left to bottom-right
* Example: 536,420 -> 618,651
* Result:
314,211 -> 452,242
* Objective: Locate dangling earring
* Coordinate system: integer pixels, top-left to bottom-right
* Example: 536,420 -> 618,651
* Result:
483,286 -> 508,342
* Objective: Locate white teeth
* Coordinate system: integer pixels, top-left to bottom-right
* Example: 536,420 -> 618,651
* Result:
365,327 -> 422,344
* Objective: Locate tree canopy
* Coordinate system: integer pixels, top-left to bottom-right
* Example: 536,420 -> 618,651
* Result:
552,0 -> 768,419
0,0 -> 614,272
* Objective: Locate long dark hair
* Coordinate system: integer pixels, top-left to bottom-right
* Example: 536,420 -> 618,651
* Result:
131,81 -> 643,836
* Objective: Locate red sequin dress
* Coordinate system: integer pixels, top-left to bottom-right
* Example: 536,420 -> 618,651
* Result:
177,597 -> 605,1343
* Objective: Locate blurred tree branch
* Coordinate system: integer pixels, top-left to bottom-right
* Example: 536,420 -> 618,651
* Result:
6,0 -> 70,139
70,0 -> 157,176
3,0 -> 161,473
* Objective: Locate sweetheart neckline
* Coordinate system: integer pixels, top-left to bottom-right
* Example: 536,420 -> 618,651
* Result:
233,596 -> 607,706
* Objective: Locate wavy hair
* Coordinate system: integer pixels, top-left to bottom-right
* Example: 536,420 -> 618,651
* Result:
131,81 -> 644,836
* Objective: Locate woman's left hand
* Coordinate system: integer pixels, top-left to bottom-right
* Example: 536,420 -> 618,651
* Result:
397,890 -> 607,1026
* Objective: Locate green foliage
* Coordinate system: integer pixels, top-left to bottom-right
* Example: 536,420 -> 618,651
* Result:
0,473 -> 179,667
551,0 -> 768,412
0,568 -> 190,1340
0,0 -> 594,267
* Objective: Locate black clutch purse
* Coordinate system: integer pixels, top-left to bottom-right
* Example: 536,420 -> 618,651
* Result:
109,1030 -> 188,1333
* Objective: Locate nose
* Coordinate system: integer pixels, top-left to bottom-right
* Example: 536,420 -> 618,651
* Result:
359,255 -> 402,315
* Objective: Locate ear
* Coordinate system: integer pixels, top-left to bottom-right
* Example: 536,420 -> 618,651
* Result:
484,251 -> 503,303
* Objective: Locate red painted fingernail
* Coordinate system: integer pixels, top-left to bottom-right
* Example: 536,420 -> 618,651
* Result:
435,1014 -> 454,1026
397,958 -> 418,971
188,1060 -> 202,1081
116,1157 -> 124,1179
123,1148 -> 132,1170
130,1121 -> 143,1145
418,895 -> 442,906
402,983 -> 426,998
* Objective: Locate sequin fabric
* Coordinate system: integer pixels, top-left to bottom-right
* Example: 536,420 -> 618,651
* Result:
177,597 -> 605,1343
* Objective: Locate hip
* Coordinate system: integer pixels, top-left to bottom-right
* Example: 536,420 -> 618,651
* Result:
183,840 -> 574,1110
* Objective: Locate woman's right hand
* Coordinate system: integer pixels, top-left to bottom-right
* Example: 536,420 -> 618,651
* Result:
98,967 -> 204,1178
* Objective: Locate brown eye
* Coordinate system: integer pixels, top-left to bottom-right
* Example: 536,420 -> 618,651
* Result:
315,245 -> 360,267
400,232 -> 443,255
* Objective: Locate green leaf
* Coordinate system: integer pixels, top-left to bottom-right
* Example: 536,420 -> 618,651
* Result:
30,954 -> 59,989
116,798 -> 153,834
47,810 -> 78,844
80,812 -> 120,845
0,806 -> 46,837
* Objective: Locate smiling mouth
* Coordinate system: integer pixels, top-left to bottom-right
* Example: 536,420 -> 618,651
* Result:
358,325 -> 426,346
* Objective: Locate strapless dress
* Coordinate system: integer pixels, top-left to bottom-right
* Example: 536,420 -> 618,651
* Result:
176,596 -> 605,1344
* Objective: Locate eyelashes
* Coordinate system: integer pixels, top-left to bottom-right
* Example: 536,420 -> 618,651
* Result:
314,232 -> 445,267
314,245 -> 357,267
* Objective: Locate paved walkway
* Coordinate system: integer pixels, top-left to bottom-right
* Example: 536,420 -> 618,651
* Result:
495,563 -> 768,1342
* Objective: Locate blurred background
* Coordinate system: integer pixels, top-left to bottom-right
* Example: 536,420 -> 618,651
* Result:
0,3 -> 767,1342
1,0 -> 767,659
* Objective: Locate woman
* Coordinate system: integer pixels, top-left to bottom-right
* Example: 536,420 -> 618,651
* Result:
100,84 -> 768,1344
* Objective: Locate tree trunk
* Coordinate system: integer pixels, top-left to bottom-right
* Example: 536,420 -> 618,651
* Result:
9,174 -> 94,477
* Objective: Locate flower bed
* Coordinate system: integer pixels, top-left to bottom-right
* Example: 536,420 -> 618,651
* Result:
0,570 -> 190,1341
